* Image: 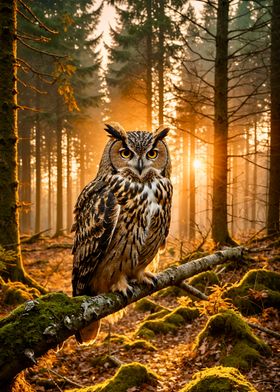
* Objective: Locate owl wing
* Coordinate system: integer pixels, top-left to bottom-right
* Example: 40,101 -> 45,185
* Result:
71,180 -> 120,296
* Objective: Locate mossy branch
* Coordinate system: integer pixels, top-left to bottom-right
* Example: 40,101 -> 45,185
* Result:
0,246 -> 244,387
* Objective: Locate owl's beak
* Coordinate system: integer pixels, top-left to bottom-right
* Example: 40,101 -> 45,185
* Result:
136,158 -> 144,175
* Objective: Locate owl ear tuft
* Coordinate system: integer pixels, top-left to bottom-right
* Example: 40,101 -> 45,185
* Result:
104,123 -> 126,141
153,126 -> 170,141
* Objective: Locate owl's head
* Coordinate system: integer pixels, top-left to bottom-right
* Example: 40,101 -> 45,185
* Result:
102,123 -> 171,180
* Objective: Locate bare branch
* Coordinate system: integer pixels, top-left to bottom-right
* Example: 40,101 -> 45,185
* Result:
17,58 -> 54,81
18,0 -> 58,34
18,37 -> 65,58
167,4 -> 216,39
17,78 -> 48,95
164,114 -> 213,144
16,32 -> 50,43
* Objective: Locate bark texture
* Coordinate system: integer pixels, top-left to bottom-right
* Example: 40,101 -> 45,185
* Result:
0,246 -> 244,387
19,110 -> 31,234
54,95 -> 63,237
146,0 -> 153,130
66,131 -> 73,233
35,89 -> 41,233
189,118 -> 196,240
212,0 -> 232,244
157,0 -> 165,125
0,0 -> 24,278
267,0 -> 280,234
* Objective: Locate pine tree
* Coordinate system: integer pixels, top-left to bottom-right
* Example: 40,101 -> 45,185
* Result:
0,0 -> 45,290
107,0 -> 184,129
267,0 -> 280,233
17,0 -> 102,236
177,0 -> 270,242
0,0 -> 23,276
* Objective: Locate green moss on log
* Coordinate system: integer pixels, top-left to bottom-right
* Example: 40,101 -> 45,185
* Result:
224,269 -> 280,315
0,293 -> 84,368
195,310 -> 270,370
66,362 -> 158,392
136,306 -> 199,339
155,271 -> 219,299
179,366 -> 257,392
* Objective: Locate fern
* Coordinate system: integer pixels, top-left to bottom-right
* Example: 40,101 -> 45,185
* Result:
179,283 -> 237,317
196,284 -> 237,316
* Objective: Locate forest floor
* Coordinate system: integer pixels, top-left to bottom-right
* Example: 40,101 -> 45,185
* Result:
1,234 -> 280,392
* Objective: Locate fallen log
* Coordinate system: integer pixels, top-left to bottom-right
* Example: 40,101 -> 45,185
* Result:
0,246 -> 244,388
21,228 -> 51,244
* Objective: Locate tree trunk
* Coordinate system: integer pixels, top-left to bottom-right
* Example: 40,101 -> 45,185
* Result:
54,95 -> 63,237
180,130 -> 189,237
35,88 -> 41,233
244,128 -> 250,232
66,130 -> 72,233
0,246 -> 244,388
189,120 -> 196,240
212,0 -> 233,244
252,121 -> 257,231
157,0 -> 164,126
231,142 -> 238,236
206,143 -> 212,228
0,0 -> 24,279
267,0 -> 280,234
146,0 -> 153,130
80,131 -> 85,190
19,109 -> 31,234
47,136 -> 52,230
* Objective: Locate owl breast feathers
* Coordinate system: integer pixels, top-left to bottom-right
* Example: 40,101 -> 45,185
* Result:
72,123 -> 172,343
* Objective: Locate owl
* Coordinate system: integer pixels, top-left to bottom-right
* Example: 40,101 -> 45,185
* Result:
72,123 -> 173,343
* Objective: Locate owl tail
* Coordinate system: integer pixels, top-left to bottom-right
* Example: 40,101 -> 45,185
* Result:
75,320 -> 100,345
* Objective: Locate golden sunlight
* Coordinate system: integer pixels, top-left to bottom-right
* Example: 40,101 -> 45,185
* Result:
193,159 -> 202,169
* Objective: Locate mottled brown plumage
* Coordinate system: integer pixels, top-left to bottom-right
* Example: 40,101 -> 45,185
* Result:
72,123 -> 173,343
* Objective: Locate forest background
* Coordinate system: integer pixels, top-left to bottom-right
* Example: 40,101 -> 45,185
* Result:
0,1 -> 280,391
3,0 -> 279,249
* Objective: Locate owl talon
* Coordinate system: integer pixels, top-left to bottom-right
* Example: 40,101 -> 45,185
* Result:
136,271 -> 158,287
119,284 -> 133,297
151,275 -> 158,286
111,277 -> 133,297
126,285 -> 134,296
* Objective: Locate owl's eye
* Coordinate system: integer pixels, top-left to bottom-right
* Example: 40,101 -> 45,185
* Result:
147,149 -> 158,159
120,148 -> 132,159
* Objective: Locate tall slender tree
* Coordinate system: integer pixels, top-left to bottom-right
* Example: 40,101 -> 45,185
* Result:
0,0 -> 45,290
17,0 -> 102,235
108,0 -> 184,129
176,0 -> 270,242
0,0 -> 23,276
267,0 -> 280,234
212,0 -> 233,244
35,83 -> 41,233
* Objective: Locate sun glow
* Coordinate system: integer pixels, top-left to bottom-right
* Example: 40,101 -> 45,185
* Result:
193,159 -> 202,169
